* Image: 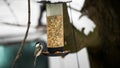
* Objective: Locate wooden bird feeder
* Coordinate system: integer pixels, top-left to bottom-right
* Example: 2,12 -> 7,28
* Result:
37,0 -> 71,56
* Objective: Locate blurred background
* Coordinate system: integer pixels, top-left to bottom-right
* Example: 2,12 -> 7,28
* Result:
0,0 -> 96,68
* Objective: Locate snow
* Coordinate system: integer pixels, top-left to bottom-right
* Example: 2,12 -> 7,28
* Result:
67,1 -> 96,35
67,0 -> 85,10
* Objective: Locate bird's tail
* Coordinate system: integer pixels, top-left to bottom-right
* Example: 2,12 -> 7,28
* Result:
34,57 -> 37,68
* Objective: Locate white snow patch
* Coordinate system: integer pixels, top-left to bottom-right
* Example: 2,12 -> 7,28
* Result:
67,1 -> 96,35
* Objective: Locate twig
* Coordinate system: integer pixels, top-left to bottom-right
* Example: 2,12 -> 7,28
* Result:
12,0 -> 31,68
67,5 -> 80,12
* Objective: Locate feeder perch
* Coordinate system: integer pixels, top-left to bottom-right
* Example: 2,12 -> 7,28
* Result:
37,0 -> 71,57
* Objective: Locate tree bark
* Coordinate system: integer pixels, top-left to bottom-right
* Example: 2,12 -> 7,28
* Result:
63,0 -> 120,68
81,0 -> 120,68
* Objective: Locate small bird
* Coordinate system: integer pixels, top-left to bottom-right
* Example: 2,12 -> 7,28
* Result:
34,42 -> 43,67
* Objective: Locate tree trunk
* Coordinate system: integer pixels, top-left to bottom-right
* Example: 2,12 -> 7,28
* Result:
64,0 -> 120,68
63,0 -> 120,68
81,0 -> 120,68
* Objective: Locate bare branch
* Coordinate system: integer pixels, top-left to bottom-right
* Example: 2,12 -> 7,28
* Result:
67,5 -> 80,12
12,0 -> 31,68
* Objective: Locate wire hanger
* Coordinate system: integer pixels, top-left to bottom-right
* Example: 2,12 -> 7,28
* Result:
68,3 -> 80,68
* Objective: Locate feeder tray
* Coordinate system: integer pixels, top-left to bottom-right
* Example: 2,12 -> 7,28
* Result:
42,50 -> 70,56
42,47 -> 70,56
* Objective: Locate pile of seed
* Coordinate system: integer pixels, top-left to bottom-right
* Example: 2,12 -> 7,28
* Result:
47,15 -> 64,48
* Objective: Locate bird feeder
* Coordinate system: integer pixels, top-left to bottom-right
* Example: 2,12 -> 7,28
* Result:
36,0 -> 71,56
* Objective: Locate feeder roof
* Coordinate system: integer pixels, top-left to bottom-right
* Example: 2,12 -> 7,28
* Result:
36,0 -> 72,3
